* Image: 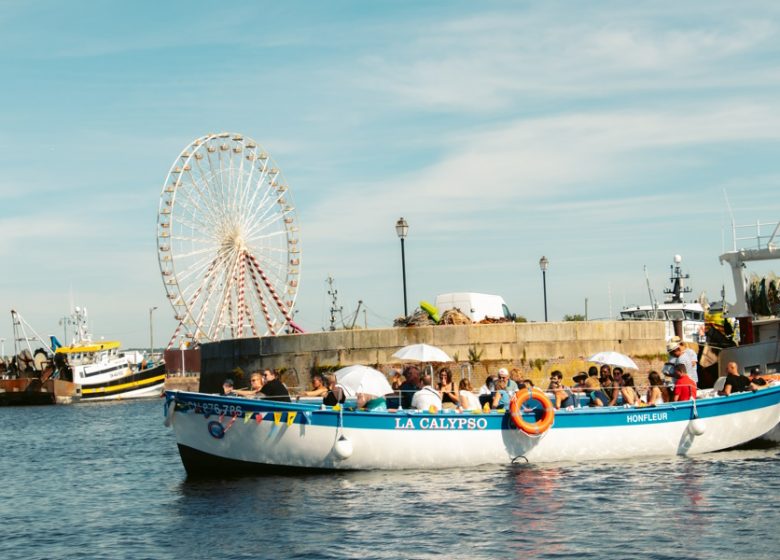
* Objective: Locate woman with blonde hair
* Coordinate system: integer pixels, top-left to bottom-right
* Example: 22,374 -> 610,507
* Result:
458,378 -> 481,411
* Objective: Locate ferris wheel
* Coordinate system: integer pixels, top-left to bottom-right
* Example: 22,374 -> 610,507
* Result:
157,132 -> 302,347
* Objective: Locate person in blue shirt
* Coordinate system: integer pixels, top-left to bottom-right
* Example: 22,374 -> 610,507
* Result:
491,376 -> 512,409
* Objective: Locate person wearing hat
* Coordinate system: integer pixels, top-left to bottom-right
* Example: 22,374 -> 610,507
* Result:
672,363 -> 696,401
497,368 -> 519,392
666,336 -> 699,387
572,372 -> 588,394
748,367 -> 768,387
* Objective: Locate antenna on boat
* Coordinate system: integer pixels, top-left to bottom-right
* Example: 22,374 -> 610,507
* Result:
664,255 -> 691,304
643,265 -> 658,312
326,275 -> 343,331
723,188 -> 736,251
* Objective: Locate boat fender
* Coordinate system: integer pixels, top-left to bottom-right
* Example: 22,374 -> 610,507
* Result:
333,434 -> 353,460
688,418 -> 706,436
509,388 -> 555,435
420,300 -> 440,323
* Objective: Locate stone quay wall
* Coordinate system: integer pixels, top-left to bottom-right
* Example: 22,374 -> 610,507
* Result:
199,321 -> 666,393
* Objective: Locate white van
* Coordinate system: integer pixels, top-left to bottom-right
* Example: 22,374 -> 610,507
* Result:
434,293 -> 515,322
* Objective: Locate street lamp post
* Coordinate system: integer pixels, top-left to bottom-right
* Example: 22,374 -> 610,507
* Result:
539,256 -> 549,322
180,338 -> 186,376
395,217 -> 409,317
148,306 -> 158,362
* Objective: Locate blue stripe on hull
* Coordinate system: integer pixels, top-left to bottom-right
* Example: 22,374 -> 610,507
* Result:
166,384 -> 780,431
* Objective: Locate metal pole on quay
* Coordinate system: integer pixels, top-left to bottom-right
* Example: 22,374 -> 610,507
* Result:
395,217 -> 409,317
539,255 -> 549,322
148,306 -> 157,362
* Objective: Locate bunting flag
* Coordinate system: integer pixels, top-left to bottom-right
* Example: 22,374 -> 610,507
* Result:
482,402 -> 491,413
273,412 -> 282,425
286,412 -> 297,426
255,412 -> 265,424
303,411 -> 312,424
244,412 -> 253,424
428,405 -> 438,414
332,404 -> 341,412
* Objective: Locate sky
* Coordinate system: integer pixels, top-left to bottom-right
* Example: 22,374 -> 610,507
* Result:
1,0 -> 780,351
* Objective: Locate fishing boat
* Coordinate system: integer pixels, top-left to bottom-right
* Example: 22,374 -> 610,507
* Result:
619,255 -> 705,344
0,308 -> 166,405
714,217 -> 780,441
163,384 -> 780,475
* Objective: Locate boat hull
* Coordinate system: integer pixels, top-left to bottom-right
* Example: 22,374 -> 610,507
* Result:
0,378 -> 80,406
80,364 -> 166,401
165,386 -> 780,474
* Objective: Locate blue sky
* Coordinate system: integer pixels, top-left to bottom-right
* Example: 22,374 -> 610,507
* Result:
1,0 -> 779,350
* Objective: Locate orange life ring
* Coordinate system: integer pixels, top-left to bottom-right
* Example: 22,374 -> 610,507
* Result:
509,388 -> 555,435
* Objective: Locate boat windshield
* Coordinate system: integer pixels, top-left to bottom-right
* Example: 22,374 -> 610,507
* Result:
666,310 -> 685,321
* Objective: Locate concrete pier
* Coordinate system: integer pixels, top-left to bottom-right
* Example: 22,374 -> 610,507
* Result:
199,321 -> 666,392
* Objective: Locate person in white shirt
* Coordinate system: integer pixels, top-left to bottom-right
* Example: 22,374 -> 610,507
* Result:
412,373 -> 442,411
457,379 -> 481,411
667,336 -> 699,386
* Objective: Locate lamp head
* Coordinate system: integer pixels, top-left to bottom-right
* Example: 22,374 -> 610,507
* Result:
539,255 -> 549,272
395,217 -> 409,239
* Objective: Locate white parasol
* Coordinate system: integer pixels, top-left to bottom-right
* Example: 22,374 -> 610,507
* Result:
587,351 -> 639,370
334,365 -> 393,396
392,343 -> 453,363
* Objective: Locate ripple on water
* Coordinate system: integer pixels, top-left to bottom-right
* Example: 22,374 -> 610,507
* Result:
0,401 -> 778,560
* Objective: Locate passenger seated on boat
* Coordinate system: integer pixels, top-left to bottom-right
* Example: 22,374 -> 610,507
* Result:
232,371 -> 264,397
645,370 -> 671,405
400,366 -> 422,409
477,375 -> 495,408
619,373 -> 640,406
748,367 -> 768,387
222,378 -> 235,395
491,376 -> 512,410
412,373 -> 442,411
497,368 -> 519,392
572,372 -> 588,393
323,374 -> 346,407
357,392 -> 388,412
258,369 -> 291,402
390,369 -> 403,391
672,363 -> 696,402
600,366 -> 621,406
548,370 -> 575,409
299,373 -> 328,398
584,369 -> 608,407
457,379 -> 481,411
719,361 -> 760,395
437,367 -> 459,409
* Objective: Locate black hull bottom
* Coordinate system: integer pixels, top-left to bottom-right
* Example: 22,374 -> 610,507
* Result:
0,392 -> 58,406
177,444 -> 332,478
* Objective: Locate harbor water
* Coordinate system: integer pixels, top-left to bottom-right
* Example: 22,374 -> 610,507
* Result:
1,399 -> 778,560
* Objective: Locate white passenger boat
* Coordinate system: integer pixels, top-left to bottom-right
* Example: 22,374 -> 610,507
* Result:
163,385 -> 780,475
